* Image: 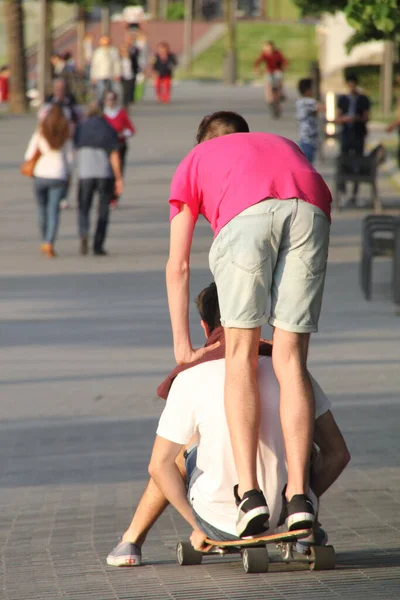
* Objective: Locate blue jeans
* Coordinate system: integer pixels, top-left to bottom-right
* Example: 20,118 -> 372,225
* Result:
299,141 -> 316,164
34,178 -> 68,244
185,445 -> 239,542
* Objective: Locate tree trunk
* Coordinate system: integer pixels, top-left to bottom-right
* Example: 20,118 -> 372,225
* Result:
101,6 -> 110,36
183,0 -> 193,73
148,0 -> 160,19
45,0 -> 53,93
5,0 -> 27,113
223,0 -> 237,84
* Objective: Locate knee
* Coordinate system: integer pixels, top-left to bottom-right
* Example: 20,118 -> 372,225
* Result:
273,343 -> 307,373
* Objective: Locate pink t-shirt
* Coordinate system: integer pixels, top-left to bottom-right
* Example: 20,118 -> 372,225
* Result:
169,132 -> 332,236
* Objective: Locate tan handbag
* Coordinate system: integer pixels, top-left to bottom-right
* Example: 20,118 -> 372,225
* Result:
20,147 -> 41,178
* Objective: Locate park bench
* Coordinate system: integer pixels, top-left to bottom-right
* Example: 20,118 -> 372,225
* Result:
334,145 -> 386,212
360,214 -> 400,304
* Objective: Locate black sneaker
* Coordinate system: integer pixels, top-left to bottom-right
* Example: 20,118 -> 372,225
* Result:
278,485 -> 315,531
234,485 -> 270,538
93,248 -> 108,256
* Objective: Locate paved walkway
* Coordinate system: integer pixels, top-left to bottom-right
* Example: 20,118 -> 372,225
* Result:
0,83 -> 399,600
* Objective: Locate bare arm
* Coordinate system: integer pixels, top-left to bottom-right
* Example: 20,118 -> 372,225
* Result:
166,203 -> 219,364
148,435 -> 207,547
310,410 -> 351,497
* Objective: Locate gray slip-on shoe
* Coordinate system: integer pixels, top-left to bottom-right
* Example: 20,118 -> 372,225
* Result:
106,540 -> 142,567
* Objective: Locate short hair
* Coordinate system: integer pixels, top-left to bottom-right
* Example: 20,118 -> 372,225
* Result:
195,282 -> 221,333
196,111 -> 249,144
86,102 -> 103,118
346,73 -> 358,84
298,78 -> 313,96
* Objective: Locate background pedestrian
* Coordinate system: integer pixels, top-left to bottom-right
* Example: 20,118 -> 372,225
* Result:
90,36 -> 122,104
152,42 -> 177,104
74,103 -> 123,256
24,105 -> 73,257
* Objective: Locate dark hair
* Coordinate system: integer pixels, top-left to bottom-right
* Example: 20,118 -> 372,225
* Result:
105,90 -> 118,101
41,104 -> 70,150
298,78 -> 312,96
195,282 -> 221,333
346,73 -> 358,84
196,111 -> 249,144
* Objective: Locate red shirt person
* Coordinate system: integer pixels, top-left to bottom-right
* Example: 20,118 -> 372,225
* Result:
103,90 -> 135,206
254,41 -> 288,75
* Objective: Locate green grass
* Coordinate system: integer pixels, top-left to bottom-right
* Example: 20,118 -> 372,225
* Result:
263,0 -> 301,20
178,22 -> 317,82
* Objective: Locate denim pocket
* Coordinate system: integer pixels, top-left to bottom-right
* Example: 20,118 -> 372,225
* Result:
299,213 -> 330,277
228,213 -> 273,274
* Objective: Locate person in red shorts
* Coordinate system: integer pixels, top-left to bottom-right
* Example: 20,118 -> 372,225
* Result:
103,90 -> 135,208
166,111 -> 332,542
152,42 -> 177,104
0,65 -> 10,103
254,41 -> 288,106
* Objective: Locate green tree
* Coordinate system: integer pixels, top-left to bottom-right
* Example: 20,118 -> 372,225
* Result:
293,0 -> 400,49
345,0 -> 400,50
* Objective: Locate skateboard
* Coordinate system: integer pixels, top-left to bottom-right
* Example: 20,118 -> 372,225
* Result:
176,528 -> 336,574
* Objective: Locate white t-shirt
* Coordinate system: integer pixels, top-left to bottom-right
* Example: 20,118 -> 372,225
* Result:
25,132 -> 74,180
157,356 -> 330,536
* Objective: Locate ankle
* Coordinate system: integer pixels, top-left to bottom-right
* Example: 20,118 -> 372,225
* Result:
286,486 -> 308,502
121,530 -> 144,546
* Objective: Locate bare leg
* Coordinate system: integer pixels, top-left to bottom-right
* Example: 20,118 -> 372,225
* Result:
224,327 -> 261,497
264,82 -> 271,104
272,328 -> 314,500
122,447 -> 187,546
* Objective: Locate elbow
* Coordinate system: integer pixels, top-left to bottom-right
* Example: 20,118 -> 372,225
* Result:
341,447 -> 351,468
148,459 -> 160,480
166,259 -> 190,280
335,446 -> 351,471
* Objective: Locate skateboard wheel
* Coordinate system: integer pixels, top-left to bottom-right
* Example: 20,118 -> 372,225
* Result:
242,547 -> 269,573
309,545 -> 336,571
176,542 -> 203,566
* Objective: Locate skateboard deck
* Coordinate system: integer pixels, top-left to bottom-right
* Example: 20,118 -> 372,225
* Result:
204,528 -> 312,550
176,528 -> 336,573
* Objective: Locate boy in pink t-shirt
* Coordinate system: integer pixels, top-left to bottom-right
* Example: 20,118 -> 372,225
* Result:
165,111 -> 331,545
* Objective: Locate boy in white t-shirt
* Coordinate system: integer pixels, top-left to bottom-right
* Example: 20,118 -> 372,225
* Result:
107,283 -> 350,566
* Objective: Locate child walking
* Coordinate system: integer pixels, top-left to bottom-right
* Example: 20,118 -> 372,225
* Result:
296,78 -> 323,165
152,42 -> 177,104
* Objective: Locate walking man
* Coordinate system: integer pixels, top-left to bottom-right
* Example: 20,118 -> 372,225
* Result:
166,111 -> 332,537
74,103 -> 123,256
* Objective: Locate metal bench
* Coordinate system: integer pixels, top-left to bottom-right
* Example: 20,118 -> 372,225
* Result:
360,215 -> 400,303
334,145 -> 386,212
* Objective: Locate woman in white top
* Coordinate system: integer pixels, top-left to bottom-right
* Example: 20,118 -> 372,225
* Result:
25,105 -> 74,257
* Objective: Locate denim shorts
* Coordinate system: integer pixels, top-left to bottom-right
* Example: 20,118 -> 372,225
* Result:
209,199 -> 330,333
185,445 -> 239,542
